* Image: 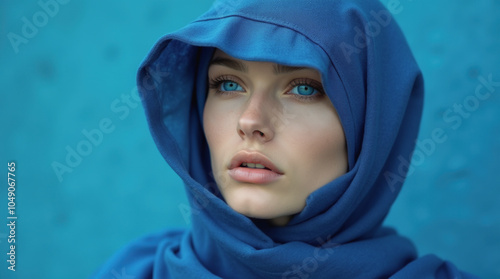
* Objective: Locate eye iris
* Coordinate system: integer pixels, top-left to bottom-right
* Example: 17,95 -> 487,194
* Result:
222,81 -> 238,91
297,85 -> 315,95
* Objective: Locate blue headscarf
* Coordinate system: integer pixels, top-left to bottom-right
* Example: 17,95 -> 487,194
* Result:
93,0 -> 478,278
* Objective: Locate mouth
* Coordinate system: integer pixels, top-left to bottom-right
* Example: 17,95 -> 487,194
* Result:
240,162 -> 271,170
227,151 -> 284,184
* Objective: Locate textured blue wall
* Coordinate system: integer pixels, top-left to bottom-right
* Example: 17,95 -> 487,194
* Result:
0,0 -> 498,278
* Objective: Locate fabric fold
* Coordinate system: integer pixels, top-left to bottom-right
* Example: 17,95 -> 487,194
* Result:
92,1 -> 478,278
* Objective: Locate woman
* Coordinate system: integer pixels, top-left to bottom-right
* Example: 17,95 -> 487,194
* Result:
93,0 -> 477,278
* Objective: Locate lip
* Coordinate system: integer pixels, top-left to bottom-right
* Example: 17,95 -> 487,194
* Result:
228,150 -> 284,184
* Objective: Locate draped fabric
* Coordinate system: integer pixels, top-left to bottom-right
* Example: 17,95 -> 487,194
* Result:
92,1 -> 478,278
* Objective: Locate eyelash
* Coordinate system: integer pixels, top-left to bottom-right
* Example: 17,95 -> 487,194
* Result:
208,75 -> 240,96
288,78 -> 326,102
208,76 -> 326,102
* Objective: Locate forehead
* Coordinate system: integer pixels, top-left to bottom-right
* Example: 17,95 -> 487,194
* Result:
209,49 -> 321,77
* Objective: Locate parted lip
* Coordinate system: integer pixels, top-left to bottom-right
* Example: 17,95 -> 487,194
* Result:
228,150 -> 284,174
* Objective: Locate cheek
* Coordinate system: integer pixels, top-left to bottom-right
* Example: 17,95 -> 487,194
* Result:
203,98 -> 237,162
204,99 -> 223,145
284,102 -> 344,145
283,103 -> 347,180
308,109 -> 346,162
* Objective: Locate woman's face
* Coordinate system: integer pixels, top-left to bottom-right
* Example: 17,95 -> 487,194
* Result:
203,50 -> 347,225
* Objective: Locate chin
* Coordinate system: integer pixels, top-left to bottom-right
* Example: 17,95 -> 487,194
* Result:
225,195 -> 278,219
223,188 -> 305,223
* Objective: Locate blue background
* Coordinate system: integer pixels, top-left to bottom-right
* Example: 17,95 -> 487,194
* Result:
0,0 -> 498,278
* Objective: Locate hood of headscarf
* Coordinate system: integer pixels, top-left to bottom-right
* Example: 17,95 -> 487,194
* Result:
130,0 -> 475,278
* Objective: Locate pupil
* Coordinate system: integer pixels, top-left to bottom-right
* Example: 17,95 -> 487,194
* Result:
300,85 -> 312,95
223,82 -> 237,91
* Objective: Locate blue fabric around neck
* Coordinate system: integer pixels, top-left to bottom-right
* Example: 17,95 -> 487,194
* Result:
91,0 -> 479,278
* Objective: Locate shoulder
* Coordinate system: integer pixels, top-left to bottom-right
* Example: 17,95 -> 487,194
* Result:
90,228 -> 185,279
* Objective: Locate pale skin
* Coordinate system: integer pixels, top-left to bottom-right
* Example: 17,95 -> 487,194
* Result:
203,50 -> 348,226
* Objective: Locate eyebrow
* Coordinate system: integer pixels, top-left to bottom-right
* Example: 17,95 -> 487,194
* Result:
273,64 -> 307,75
209,57 -> 248,72
209,57 -> 308,75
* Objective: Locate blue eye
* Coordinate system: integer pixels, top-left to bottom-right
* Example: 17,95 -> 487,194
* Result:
290,85 -> 319,96
221,81 -> 244,92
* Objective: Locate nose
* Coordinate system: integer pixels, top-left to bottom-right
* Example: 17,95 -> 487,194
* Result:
237,93 -> 275,143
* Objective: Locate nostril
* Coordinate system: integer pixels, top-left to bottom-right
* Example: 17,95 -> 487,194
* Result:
238,126 -> 271,141
253,130 -> 264,137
